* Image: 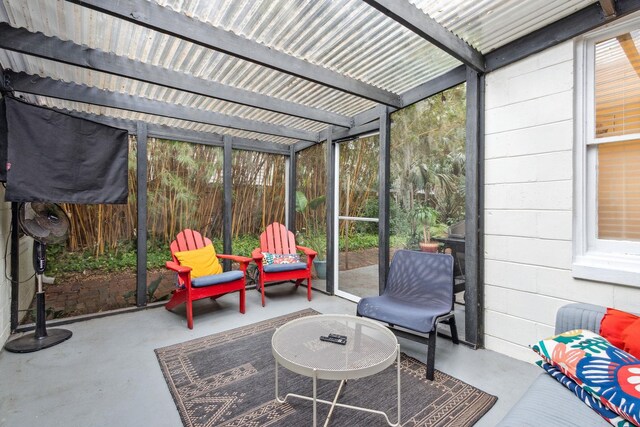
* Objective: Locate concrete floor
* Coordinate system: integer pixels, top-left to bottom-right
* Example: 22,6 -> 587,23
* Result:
0,286 -> 540,427
338,264 -> 380,299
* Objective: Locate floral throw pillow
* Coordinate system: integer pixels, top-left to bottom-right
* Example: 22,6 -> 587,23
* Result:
261,252 -> 300,265
261,252 -> 275,265
272,254 -> 300,264
532,329 -> 640,426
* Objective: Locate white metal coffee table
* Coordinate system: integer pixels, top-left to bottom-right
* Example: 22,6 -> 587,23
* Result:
272,314 -> 400,427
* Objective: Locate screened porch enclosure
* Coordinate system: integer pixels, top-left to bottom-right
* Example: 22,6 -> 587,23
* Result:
1,78 -> 484,344
2,0 -> 639,352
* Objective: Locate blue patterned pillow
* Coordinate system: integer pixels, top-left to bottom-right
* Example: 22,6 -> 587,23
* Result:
537,361 -> 633,426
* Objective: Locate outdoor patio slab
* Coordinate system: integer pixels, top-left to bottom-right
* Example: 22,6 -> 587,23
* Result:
0,289 -> 539,427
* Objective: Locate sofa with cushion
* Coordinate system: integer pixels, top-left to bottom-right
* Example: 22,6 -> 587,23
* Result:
497,303 -> 640,426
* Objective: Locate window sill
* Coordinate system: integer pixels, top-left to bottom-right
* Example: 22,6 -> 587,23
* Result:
573,252 -> 640,287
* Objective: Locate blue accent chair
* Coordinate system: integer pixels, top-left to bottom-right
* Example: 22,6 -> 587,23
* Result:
357,250 -> 459,380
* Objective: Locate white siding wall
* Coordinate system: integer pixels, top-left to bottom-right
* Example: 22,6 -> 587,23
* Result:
0,189 -> 35,347
0,188 -> 10,344
484,41 -> 640,362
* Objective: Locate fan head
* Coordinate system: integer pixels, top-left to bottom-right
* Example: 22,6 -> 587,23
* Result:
18,202 -> 70,245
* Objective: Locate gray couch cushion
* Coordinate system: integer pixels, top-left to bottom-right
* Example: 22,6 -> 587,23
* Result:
554,302 -> 606,335
496,373 -> 610,427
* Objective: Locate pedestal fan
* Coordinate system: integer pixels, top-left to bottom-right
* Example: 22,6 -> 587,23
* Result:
4,202 -> 73,353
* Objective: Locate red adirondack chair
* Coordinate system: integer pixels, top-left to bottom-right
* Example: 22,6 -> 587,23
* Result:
251,222 -> 317,306
165,229 -> 251,329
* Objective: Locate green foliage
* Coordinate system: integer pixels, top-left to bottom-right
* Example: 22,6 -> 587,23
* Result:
308,195 -> 326,210
295,143 -> 327,235
46,241 -> 147,275
355,198 -> 412,236
297,231 -> 409,256
46,235 -> 261,276
295,191 -> 308,213
389,199 -> 413,236
299,232 -> 327,260
353,199 -> 377,234
414,204 -> 438,226
340,233 -> 406,251
340,233 -> 378,251
226,235 -> 260,257
390,84 -> 466,230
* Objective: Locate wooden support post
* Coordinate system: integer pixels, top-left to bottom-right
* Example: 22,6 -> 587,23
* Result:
10,202 -> 19,332
325,128 -> 335,295
464,68 -> 484,347
136,122 -> 148,307
378,106 -> 391,295
287,144 -> 297,234
223,135 -> 233,271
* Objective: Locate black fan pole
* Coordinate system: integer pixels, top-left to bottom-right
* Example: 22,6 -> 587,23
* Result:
33,241 -> 48,339
4,241 -> 72,353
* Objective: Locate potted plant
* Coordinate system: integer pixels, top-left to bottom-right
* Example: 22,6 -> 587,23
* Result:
414,204 -> 440,252
303,233 -> 327,279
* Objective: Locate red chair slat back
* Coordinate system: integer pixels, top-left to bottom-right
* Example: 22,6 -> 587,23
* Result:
170,229 -> 212,263
260,222 -> 296,255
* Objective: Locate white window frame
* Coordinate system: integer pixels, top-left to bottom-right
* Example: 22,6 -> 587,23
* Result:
573,15 -> 640,287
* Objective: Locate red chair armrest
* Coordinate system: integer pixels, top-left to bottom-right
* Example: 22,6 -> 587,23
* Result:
166,261 -> 192,274
251,248 -> 264,261
217,254 -> 252,272
251,248 -> 265,272
296,245 -> 316,268
296,245 -> 318,257
217,254 -> 252,264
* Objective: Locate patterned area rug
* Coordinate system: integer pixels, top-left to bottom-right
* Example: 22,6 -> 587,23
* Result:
155,309 -> 497,427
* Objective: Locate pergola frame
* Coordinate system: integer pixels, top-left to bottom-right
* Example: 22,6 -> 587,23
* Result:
4,0 -> 638,347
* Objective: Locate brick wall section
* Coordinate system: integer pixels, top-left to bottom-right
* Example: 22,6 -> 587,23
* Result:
483,41 -> 640,362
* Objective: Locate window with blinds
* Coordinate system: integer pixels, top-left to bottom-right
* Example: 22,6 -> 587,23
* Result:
573,17 -> 640,286
597,140 -> 640,240
595,32 -> 640,241
595,31 -> 640,137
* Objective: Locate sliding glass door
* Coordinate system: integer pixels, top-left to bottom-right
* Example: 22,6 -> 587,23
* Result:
333,135 -> 379,302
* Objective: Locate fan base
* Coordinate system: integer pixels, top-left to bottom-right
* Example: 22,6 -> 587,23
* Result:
4,329 -> 72,353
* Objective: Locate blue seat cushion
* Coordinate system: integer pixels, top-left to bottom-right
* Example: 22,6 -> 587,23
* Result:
263,262 -> 307,273
357,294 -> 451,334
191,270 -> 244,288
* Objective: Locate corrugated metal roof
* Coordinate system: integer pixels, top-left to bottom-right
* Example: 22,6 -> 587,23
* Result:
0,0 -> 602,146
410,0 -> 597,53
154,0 -> 461,92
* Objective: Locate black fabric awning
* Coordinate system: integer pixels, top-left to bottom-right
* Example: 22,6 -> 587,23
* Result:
0,97 -> 7,182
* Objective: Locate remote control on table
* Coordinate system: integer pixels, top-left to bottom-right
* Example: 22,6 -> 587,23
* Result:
320,334 -> 347,345
328,333 -> 347,340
